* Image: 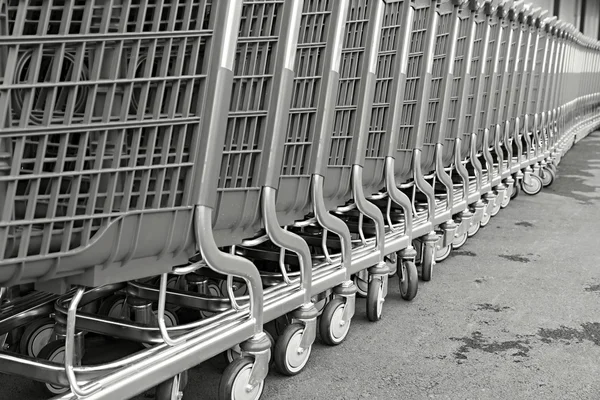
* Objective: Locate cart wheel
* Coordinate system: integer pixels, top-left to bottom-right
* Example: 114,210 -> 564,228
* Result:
547,163 -> 558,174
490,197 -> 501,217
219,357 -> 265,400
319,298 -> 351,346
435,241 -> 452,263
227,332 -> 275,365
274,323 -> 311,376
199,280 -> 222,318
540,166 -> 555,187
453,230 -> 469,247
155,370 -> 188,400
37,341 -> 69,396
522,174 -> 543,195
353,275 -> 368,298
480,210 -> 491,228
399,261 -> 418,301
501,189 -> 511,208
467,220 -> 480,238
366,277 -> 385,322
420,243 -> 434,282
20,317 -> 55,357
98,294 -> 126,319
510,182 -> 521,199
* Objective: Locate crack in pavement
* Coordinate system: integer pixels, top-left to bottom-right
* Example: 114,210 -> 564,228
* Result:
475,303 -> 511,312
499,254 -> 531,263
451,323 -> 600,363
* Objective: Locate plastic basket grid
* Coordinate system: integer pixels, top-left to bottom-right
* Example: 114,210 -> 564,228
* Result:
500,20 -> 520,123
477,16 -> 500,147
517,27 -> 538,132
214,0 -> 285,241
366,0 -> 405,161
328,0 -> 371,168
443,13 -> 469,141
422,8 -> 452,146
0,0 -> 212,265
280,0 -> 333,179
396,5 -> 429,151
527,29 -> 547,129
277,0 -> 334,218
463,18 -> 486,137
507,25 -> 528,127
490,20 -> 509,127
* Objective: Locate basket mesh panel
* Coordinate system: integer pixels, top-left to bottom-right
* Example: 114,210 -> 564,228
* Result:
397,5 -> 429,150
281,0 -> 333,177
0,0 -> 213,260
366,0 -> 404,160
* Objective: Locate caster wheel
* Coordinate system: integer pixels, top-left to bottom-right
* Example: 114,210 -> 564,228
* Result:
155,370 -> 188,400
490,197 -> 501,217
540,167 -> 555,187
467,220 -> 480,238
226,331 -> 275,365
522,174 -> 543,195
200,280 -> 222,318
143,309 -> 179,349
98,294 -> 126,319
353,275 -> 368,298
501,189 -> 511,208
220,280 -> 248,298
37,341 -> 69,396
20,317 -> 55,357
547,163 -> 557,174
274,324 -> 311,376
453,231 -> 469,247
480,210 -> 491,227
319,298 -> 351,346
510,182 -> 520,199
399,261 -> 418,301
366,277 -> 385,322
420,244 -> 434,282
435,240 -> 452,263
219,357 -> 265,400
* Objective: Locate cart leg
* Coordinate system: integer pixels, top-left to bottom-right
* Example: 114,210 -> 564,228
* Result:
220,333 -> 271,399
320,281 -> 357,346
274,304 -> 317,376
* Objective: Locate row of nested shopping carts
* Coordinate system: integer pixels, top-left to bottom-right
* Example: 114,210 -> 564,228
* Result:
0,0 -> 599,399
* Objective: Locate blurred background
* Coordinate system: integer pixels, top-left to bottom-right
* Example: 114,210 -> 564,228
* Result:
528,0 -> 600,37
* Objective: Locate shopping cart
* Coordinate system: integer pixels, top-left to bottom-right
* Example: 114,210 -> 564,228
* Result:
0,1 -> 274,399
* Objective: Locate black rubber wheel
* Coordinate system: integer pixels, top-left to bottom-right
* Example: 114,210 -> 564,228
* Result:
155,370 -> 189,400
480,208 -> 491,227
522,173 -> 543,195
274,324 -> 311,376
97,294 -> 127,319
36,340 -> 69,396
399,261 -> 418,301
511,181 -> 521,199
540,166 -> 555,187
435,237 -> 452,262
501,188 -> 511,208
20,317 -> 55,357
420,244 -> 434,282
366,277 -> 384,322
319,298 -> 351,346
490,196 -> 501,217
353,275 -> 368,298
219,357 -> 264,400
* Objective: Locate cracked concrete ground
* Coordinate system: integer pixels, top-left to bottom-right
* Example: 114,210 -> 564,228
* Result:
2,131 -> 600,400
